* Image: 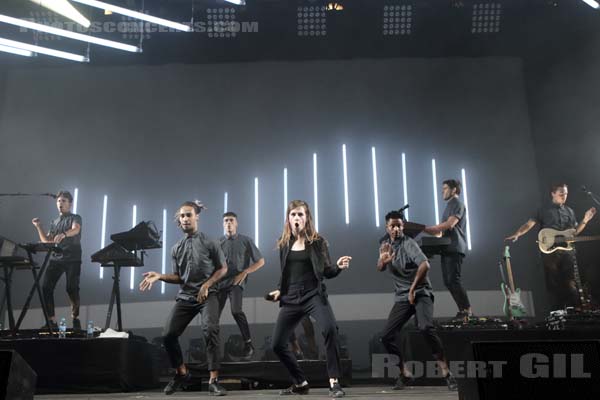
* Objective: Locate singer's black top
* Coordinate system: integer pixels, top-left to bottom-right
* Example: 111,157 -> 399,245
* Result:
532,203 -> 577,231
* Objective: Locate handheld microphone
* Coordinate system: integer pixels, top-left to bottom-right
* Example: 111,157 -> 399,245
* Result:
264,293 -> 276,301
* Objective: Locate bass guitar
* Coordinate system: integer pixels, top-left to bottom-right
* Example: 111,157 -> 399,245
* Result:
538,228 -> 600,254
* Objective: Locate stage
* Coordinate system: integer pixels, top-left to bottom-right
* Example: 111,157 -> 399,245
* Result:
34,386 -> 459,400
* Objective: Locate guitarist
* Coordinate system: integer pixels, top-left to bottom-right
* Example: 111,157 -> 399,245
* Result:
505,183 -> 596,309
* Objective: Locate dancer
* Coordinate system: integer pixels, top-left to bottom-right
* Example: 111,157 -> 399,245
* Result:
139,201 -> 228,396
379,210 -> 457,391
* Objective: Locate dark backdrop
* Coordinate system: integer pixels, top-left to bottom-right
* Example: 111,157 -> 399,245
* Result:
0,57 -> 542,311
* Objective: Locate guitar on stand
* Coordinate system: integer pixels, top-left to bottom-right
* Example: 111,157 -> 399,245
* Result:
499,245 -> 526,319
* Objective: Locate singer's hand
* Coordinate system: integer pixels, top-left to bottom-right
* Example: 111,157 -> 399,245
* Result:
32,218 -> 41,227
268,290 -> 280,301
53,233 -> 66,243
584,207 -> 597,223
337,256 -> 352,269
505,234 -> 519,243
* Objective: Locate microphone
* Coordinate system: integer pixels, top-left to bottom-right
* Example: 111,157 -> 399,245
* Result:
264,292 -> 276,301
43,193 -> 57,199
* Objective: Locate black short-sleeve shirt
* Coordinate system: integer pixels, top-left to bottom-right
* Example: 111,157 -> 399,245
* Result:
533,203 -> 577,231
441,197 -> 467,255
172,232 -> 226,302
49,213 -> 82,262
217,233 -> 262,289
380,235 -> 432,302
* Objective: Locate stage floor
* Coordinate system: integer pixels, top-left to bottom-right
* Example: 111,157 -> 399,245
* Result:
36,386 -> 458,399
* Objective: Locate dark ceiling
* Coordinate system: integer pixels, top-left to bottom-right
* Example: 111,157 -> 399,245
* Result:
0,0 -> 599,67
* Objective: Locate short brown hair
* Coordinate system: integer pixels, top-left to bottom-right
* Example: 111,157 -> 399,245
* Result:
56,191 -> 73,203
442,179 -> 461,195
550,183 -> 568,193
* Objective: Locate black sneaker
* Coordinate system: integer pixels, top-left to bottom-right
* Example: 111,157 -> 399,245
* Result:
208,380 -> 227,396
444,372 -> 458,391
392,374 -> 415,390
163,371 -> 191,395
243,341 -> 255,359
279,383 -> 310,395
72,318 -> 82,331
329,382 -> 345,398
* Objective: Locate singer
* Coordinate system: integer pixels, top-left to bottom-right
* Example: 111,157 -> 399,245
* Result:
506,183 -> 596,309
267,200 -> 351,398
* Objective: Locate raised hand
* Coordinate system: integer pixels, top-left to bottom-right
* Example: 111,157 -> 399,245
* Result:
379,243 -> 394,264
584,207 -> 597,223
32,218 -> 41,227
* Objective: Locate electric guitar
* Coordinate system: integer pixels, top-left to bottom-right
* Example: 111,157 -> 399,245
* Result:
500,246 -> 526,319
538,228 -> 600,254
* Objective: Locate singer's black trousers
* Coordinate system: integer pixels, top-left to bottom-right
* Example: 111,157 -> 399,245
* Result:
272,294 -> 341,383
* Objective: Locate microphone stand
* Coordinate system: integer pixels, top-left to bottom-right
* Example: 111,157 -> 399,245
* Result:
583,190 -> 600,207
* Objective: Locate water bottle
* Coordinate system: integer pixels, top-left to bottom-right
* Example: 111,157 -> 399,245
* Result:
86,321 -> 94,339
58,318 -> 67,339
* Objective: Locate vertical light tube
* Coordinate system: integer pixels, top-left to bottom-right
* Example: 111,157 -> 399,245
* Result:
342,144 -> 350,225
254,177 -> 259,248
283,167 -> 288,222
371,147 -> 380,228
100,195 -> 108,279
461,168 -> 473,251
161,208 -> 167,294
130,204 -> 137,290
401,153 -> 409,221
72,187 -> 79,215
432,159 -> 440,225
313,153 -> 319,232
223,192 -> 228,235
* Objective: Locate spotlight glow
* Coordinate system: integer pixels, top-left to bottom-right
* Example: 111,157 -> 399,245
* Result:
71,0 -> 192,32
100,195 -> 108,279
371,147 -> 380,228
0,43 -> 34,57
432,159 -> 440,225
0,14 -> 141,53
0,37 -> 88,62
161,208 -> 167,294
342,144 -> 349,225
461,168 -> 473,251
313,153 -> 319,232
581,0 -> 600,9
401,153 -> 409,221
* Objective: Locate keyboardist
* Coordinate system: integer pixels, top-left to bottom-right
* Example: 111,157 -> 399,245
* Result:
31,190 -> 82,331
